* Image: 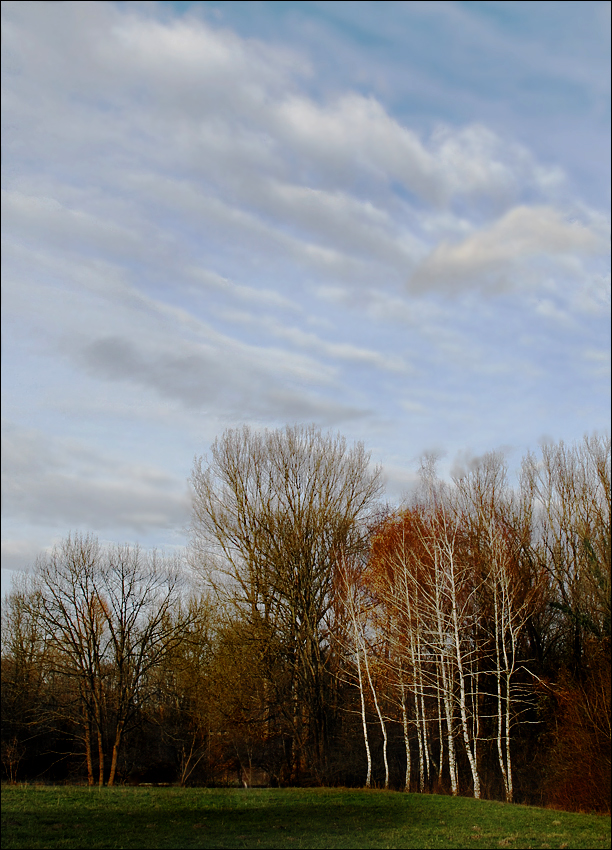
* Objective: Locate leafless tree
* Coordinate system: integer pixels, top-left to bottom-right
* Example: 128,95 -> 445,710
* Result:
523,434 -> 611,671
190,424 -> 382,779
336,555 -> 373,788
32,534 -> 189,785
1,578 -> 49,782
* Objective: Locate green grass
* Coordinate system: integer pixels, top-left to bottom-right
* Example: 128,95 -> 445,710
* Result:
1,785 -> 610,849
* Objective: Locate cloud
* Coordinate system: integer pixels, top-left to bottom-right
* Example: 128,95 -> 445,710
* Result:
1,422 -> 191,535
582,346 -> 611,379
2,0 -> 576,291
1,0 -> 609,594
220,311 -> 412,373
75,330 -> 367,425
1,190 -> 146,260
410,205 -> 608,292
379,462 -> 420,503
2,236 -> 371,428
272,93 -> 564,206
1,0 -> 303,112
1,539 -> 46,574
186,267 -> 300,313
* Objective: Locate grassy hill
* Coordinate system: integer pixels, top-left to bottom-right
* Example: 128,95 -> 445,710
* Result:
2,785 -> 610,849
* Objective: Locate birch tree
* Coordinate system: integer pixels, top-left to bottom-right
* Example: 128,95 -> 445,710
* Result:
433,506 -> 482,798
337,555 -> 373,787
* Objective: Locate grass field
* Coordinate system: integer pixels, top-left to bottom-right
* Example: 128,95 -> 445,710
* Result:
1,785 -> 610,850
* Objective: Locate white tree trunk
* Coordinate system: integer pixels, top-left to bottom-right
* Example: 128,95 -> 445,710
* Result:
434,551 -> 458,796
416,631 -> 431,789
448,545 -> 481,798
361,630 -> 389,789
399,671 -> 411,791
355,638 -> 372,788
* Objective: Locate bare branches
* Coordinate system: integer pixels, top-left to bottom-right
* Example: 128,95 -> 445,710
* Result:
28,534 -> 188,786
190,424 -> 382,781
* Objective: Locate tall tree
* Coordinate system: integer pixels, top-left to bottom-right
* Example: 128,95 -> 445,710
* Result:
453,453 -> 539,803
523,434 -> 611,670
523,434 -> 611,810
190,424 -> 382,780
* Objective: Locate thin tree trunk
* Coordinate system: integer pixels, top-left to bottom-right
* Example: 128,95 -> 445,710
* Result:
504,670 -> 513,803
442,654 -> 458,795
501,566 -> 515,803
356,640 -> 372,788
362,632 -> 389,789
84,717 -> 94,787
494,585 -> 510,800
342,560 -> 373,789
108,720 -> 124,787
399,673 -> 411,791
448,548 -> 481,798
402,564 -> 426,792
436,671 -> 444,787
414,682 -> 425,792
492,523 -> 517,804
434,552 -> 458,796
416,633 -> 430,789
97,725 -> 105,787
472,663 -> 479,786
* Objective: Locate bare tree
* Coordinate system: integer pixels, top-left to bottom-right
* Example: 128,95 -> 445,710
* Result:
33,534 -> 105,784
99,545 -> 188,786
521,434 -> 611,810
1,578 -> 50,783
190,424 -> 382,779
151,593 -> 217,787
337,555 -> 373,788
33,534 -> 188,785
523,434 -> 611,671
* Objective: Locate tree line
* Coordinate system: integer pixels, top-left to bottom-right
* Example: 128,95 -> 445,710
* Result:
1,425 -> 610,812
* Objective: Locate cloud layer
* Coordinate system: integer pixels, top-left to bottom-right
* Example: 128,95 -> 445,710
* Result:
1,1 -> 609,586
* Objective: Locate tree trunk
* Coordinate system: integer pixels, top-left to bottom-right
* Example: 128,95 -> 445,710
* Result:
417,637 -> 430,789
361,627 -> 389,789
97,725 -> 105,787
449,549 -> 481,798
399,673 -> 411,791
356,639 -> 372,788
434,553 -> 458,796
84,720 -> 94,787
108,721 -> 124,787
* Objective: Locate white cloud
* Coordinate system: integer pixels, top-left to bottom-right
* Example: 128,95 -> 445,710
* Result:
272,93 -> 564,207
186,267 -> 301,313
379,462 -> 420,503
1,422 -> 191,535
1,189 -> 147,260
221,311 -> 412,373
410,206 -> 608,291
1,539 -> 45,574
2,237 -> 371,427
582,346 -> 611,378
1,1 -> 609,593
3,1 -> 577,281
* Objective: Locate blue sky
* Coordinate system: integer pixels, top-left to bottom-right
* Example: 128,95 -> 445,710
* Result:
2,0 -> 610,589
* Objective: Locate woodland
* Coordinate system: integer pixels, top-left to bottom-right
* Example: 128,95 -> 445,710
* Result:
1,425 -> 610,814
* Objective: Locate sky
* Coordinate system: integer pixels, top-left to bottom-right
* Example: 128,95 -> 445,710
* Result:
2,0 -> 610,591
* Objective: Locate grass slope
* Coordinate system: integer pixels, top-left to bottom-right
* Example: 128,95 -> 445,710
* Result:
1,786 -> 610,850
